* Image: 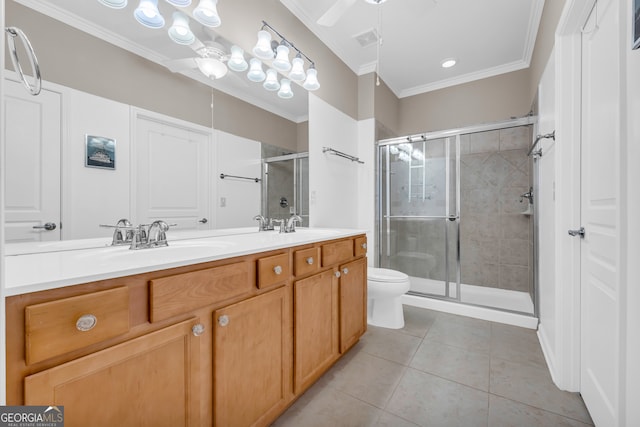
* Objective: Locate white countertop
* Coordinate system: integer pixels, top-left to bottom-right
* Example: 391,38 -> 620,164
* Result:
4,228 -> 366,296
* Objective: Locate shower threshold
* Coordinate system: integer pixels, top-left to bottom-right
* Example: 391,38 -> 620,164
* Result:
408,276 -> 534,315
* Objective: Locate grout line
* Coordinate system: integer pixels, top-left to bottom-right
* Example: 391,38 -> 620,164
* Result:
487,393 -> 595,426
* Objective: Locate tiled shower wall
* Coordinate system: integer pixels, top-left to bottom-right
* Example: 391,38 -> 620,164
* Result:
460,126 -> 532,293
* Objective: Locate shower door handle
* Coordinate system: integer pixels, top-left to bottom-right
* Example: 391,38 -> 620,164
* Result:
568,227 -> 585,238
447,216 -> 459,221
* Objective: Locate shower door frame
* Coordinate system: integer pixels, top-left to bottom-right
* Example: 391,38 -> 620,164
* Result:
262,152 -> 309,223
376,116 -> 537,309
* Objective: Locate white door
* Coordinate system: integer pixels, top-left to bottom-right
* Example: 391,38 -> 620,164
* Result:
135,116 -> 210,230
579,1 -> 621,425
3,79 -> 61,242
215,130 -> 261,229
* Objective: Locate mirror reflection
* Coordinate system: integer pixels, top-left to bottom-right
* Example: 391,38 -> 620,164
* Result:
3,0 -> 310,249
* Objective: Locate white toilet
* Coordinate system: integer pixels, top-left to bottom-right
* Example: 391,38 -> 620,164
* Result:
367,267 -> 411,329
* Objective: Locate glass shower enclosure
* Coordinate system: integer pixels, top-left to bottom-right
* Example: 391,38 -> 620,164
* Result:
377,118 -> 536,315
262,152 -> 309,226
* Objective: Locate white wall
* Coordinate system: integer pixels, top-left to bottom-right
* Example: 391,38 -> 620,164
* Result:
63,89 -> 131,239
624,0 -> 640,423
308,94 -> 360,228
214,130 -> 261,228
536,52 -> 560,382
357,119 -> 376,263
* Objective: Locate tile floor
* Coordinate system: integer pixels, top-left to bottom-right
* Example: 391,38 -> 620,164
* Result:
273,305 -> 593,427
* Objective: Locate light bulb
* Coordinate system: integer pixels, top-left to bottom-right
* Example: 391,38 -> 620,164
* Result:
272,44 -> 291,72
247,58 -> 266,82
289,55 -> 306,82
195,57 -> 227,79
227,45 -> 248,72
263,69 -> 281,91
193,0 -> 221,27
278,78 -> 294,99
253,30 -> 275,60
134,0 -> 165,29
98,0 -> 128,9
168,11 -> 194,45
303,66 -> 320,91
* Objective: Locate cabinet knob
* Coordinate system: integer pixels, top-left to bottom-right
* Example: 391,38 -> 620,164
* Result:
273,265 -> 283,275
334,271 -> 341,278
192,323 -> 205,337
76,314 -> 97,332
342,268 -> 349,275
361,242 -> 367,249
306,257 -> 314,265
218,315 -> 229,327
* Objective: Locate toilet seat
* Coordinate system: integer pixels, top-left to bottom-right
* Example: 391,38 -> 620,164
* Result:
368,267 -> 408,283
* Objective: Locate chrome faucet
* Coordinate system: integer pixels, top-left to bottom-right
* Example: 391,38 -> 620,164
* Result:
147,220 -> 170,247
285,215 -> 303,233
100,218 -> 135,246
253,214 -> 274,231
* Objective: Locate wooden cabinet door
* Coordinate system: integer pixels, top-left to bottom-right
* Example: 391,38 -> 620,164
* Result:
293,269 -> 339,393
24,318 -> 201,427
213,286 -> 292,427
339,257 -> 367,353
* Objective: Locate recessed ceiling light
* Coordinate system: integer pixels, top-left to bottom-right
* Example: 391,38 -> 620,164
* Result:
441,58 -> 457,68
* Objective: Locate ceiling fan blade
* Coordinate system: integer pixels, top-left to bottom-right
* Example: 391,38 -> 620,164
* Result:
164,58 -> 198,73
317,0 -> 358,27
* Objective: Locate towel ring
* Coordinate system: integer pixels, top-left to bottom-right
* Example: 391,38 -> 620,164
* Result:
5,27 -> 41,96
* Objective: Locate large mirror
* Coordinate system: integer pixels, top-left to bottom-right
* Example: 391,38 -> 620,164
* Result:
4,0 -> 310,248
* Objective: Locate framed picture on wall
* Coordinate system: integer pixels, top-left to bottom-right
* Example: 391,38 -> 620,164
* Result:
634,0 -> 640,49
85,135 -> 116,170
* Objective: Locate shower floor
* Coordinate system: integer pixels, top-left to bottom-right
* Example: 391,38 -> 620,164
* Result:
408,276 -> 534,314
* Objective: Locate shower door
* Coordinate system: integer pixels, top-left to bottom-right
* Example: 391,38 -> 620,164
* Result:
378,137 -> 460,300
262,153 -> 309,226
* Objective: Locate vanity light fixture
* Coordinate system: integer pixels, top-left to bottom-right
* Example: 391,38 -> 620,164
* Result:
168,11 -> 195,45
247,58 -> 266,82
231,20 -> 319,100
98,0 -> 128,9
193,0 -> 221,27
277,78 -> 294,99
227,45 -> 248,72
134,0 -> 165,29
441,58 -> 457,68
263,68 -> 281,91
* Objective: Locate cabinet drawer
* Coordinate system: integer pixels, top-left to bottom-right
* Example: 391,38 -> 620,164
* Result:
150,261 -> 253,322
25,287 -> 130,365
294,247 -> 321,277
354,236 -> 367,257
257,253 -> 290,289
321,240 -> 354,267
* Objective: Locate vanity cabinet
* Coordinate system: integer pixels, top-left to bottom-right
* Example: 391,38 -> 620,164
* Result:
6,233 -> 367,427
212,286 -> 292,427
338,257 -> 367,353
293,268 -> 339,393
24,318 -> 202,426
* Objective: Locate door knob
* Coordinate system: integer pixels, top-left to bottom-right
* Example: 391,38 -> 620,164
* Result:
32,222 -> 57,231
568,227 -> 585,238
198,218 -> 208,224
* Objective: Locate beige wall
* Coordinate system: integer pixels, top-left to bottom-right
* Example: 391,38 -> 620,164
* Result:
528,0 -> 567,101
397,69 -> 532,135
357,73 -> 375,120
